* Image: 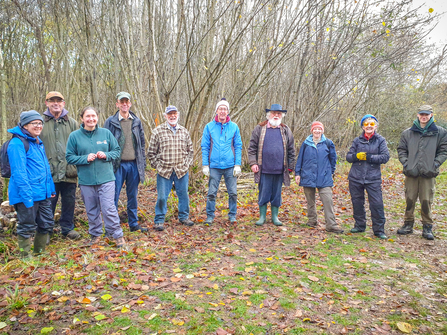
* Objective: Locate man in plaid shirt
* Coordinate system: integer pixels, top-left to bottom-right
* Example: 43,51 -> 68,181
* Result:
147,105 -> 194,231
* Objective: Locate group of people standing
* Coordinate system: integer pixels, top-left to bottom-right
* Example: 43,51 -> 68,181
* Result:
5,92 -> 446,257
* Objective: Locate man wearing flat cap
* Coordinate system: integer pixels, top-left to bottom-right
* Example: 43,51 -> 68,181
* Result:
104,92 -> 147,233
397,105 -> 447,240
40,91 -> 79,240
7,110 -> 55,257
147,105 -> 194,231
248,104 -> 295,226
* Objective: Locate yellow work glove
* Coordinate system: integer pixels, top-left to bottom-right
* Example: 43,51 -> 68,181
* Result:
356,152 -> 367,161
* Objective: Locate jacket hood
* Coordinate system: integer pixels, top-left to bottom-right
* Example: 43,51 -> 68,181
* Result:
214,114 -> 231,124
410,119 -> 438,134
304,134 -> 327,148
44,108 -> 69,119
8,125 -> 38,142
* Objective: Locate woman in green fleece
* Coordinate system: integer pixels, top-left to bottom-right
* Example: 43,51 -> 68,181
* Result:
66,107 -> 125,247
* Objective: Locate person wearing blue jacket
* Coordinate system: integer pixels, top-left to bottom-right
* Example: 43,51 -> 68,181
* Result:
295,122 -> 343,234
201,99 -> 242,225
346,114 -> 390,239
7,110 -> 55,257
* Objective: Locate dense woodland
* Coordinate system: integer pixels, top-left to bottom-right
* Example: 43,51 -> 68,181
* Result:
1,0 -> 446,165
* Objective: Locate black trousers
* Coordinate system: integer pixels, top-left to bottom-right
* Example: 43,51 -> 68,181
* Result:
50,182 -> 76,235
349,180 -> 385,235
15,199 -> 54,239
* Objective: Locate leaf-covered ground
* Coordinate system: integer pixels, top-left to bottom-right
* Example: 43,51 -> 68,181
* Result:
0,158 -> 446,335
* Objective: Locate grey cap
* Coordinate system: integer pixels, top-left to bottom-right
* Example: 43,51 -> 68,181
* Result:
20,110 -> 43,126
116,92 -> 131,101
418,105 -> 433,114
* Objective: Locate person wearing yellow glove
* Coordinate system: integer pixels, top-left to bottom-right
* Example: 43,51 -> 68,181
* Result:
346,114 -> 390,239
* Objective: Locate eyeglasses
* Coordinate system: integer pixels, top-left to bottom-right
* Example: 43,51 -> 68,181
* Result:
363,121 -> 376,127
29,122 -> 43,127
47,99 -> 64,103
217,107 -> 228,111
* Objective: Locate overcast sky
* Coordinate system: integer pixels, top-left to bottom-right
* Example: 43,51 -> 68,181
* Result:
411,0 -> 447,47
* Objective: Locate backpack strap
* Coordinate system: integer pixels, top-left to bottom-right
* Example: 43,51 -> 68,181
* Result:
13,134 -> 30,152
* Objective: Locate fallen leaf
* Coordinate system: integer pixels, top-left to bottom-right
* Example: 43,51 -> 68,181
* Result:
294,309 -> 303,317
78,297 -> 91,304
40,327 -> 54,334
173,268 -> 182,273
121,306 -> 130,313
101,294 -> 112,301
213,284 -> 219,290
94,314 -> 106,321
0,322 -> 7,330
249,249 -> 256,252
195,307 -> 205,313
216,328 -> 229,335
145,313 -> 157,320
396,322 -> 412,333
308,276 -> 319,282
186,274 -> 194,279
172,319 -> 184,326
171,277 -> 182,282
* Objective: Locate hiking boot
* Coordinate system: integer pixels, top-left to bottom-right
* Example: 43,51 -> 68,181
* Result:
114,236 -> 126,248
204,218 -> 214,226
397,221 -> 414,235
33,232 -> 48,254
229,218 -> 237,225
307,221 -> 318,228
271,206 -> 283,226
350,227 -> 365,233
65,230 -> 81,240
255,205 -> 267,226
90,235 -> 102,245
18,235 -> 31,258
375,233 -> 388,240
180,219 -> 194,226
326,226 -> 344,234
129,224 -> 148,233
422,224 -> 434,240
154,222 -> 165,231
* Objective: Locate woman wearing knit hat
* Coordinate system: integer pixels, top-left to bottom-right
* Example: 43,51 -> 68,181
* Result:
346,114 -> 390,239
295,121 -> 343,233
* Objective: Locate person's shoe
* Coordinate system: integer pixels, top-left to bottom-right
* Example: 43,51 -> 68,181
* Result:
307,221 -> 318,228
154,222 -> 165,231
90,235 -> 102,245
422,224 -> 434,240
129,224 -> 149,233
326,226 -> 344,234
46,232 -> 54,245
65,230 -> 81,240
350,227 -> 365,233
18,235 -> 31,258
204,218 -> 214,226
397,221 -> 414,235
33,233 -> 48,254
374,233 -> 388,239
255,205 -> 267,226
180,219 -> 194,226
271,206 -> 283,226
114,237 -> 126,248
229,218 -> 237,225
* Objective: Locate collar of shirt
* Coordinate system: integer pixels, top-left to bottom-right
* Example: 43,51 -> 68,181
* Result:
167,123 -> 178,133
118,112 -> 134,121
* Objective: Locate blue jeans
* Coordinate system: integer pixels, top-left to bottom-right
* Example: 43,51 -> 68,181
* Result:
206,167 -> 237,220
114,161 -> 140,228
155,172 -> 190,223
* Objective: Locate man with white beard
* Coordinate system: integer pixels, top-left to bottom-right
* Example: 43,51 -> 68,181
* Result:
248,104 -> 296,226
147,105 -> 194,231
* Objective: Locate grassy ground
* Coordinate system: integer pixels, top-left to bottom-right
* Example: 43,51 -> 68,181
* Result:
0,158 -> 446,334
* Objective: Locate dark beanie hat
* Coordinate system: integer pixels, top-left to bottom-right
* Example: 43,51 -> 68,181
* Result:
20,110 -> 43,126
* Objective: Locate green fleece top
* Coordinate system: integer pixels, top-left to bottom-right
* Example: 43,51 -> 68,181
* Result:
65,125 -> 121,186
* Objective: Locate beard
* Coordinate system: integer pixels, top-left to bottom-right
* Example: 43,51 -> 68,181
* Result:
269,118 -> 282,127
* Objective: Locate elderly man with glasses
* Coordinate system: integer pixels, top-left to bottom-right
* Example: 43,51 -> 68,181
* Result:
40,91 -> 80,241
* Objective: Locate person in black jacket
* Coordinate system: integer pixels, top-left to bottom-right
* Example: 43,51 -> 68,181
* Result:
103,92 -> 147,233
397,105 -> 447,240
346,114 -> 390,239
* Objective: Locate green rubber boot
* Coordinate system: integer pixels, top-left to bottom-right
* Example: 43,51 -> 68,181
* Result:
33,233 -> 48,254
18,235 -> 31,258
271,206 -> 283,226
255,205 -> 267,226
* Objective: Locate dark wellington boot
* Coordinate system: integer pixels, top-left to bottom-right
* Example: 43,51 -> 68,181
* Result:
33,233 -> 48,254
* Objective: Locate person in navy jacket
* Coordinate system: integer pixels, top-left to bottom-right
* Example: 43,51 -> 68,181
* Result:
7,110 -> 55,257
295,122 -> 343,233
346,114 -> 390,239
201,99 -> 242,225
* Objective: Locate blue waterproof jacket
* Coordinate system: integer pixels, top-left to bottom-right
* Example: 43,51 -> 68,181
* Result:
7,126 -> 55,207
201,116 -> 242,169
295,135 -> 337,188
